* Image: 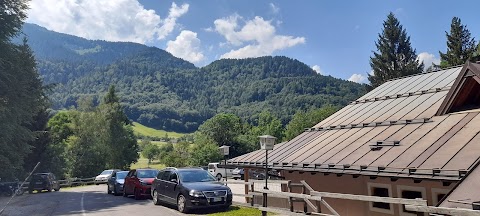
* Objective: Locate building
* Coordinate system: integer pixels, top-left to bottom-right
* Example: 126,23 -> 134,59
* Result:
227,62 -> 480,215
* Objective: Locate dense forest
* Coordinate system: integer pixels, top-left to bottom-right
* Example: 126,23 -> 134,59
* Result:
18,23 -> 365,132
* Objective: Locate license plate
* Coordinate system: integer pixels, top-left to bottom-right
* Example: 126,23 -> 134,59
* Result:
212,197 -> 222,202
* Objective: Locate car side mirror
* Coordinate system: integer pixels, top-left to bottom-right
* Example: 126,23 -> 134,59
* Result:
170,179 -> 177,183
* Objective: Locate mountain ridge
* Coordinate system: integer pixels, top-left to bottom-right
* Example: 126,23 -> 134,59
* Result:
20,23 -> 366,132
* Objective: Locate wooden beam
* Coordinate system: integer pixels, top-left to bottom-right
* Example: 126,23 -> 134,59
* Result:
311,191 -> 427,206
320,200 -> 340,216
300,180 -> 314,192
405,205 -> 480,216
257,189 -> 324,201
305,199 -> 318,212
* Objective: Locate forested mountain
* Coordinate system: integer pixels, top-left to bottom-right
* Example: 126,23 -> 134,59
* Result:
19,23 -> 365,132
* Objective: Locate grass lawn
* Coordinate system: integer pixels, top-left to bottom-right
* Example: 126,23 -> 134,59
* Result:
130,154 -> 165,170
132,122 -> 186,139
206,206 -> 275,215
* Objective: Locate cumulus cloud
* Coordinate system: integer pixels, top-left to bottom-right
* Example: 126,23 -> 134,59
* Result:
311,65 -> 323,75
417,52 -> 440,71
270,3 -> 280,14
166,30 -> 205,64
213,15 -> 305,59
348,74 -> 367,83
27,0 -> 189,43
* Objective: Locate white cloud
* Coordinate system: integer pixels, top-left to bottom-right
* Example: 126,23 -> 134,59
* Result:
213,15 -> 305,59
417,52 -> 440,71
269,3 -> 280,14
157,3 -> 189,40
369,70 -> 374,76
166,30 -> 205,64
348,74 -> 367,83
27,0 -> 189,44
311,65 -> 323,75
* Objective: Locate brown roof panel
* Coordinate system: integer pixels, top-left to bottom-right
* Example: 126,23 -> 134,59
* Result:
369,116 -> 448,167
388,113 -> 468,168
401,92 -> 447,120
409,112 -> 478,168
418,114 -> 480,169
354,123 -> 421,166
443,132 -> 480,170
270,131 -> 324,163
299,128 -> 363,164
338,125 -> 405,165
285,130 -> 340,163
312,127 -> 375,164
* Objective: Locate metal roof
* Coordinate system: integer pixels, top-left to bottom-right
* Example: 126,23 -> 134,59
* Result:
228,63 -> 480,180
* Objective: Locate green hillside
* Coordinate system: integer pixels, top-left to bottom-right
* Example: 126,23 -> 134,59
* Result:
132,122 -> 186,139
20,23 -> 366,133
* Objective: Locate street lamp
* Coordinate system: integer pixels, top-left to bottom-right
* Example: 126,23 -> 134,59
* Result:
259,135 -> 276,216
219,145 -> 230,185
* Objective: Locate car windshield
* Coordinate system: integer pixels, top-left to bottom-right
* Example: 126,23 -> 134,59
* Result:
100,170 -> 112,175
116,171 -> 128,179
33,174 -> 47,180
137,170 -> 158,178
178,170 -> 216,183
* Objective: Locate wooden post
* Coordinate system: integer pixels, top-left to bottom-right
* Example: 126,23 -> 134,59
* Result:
302,185 -> 307,213
245,168 -> 250,203
288,180 -> 294,212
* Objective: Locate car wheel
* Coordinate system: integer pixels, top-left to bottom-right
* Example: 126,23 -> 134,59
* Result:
122,187 -> 128,197
216,173 -> 222,181
47,186 -> 52,192
134,188 -> 141,200
36,190 -> 41,193
152,190 -> 160,205
28,190 -> 33,194
177,194 -> 189,213
107,186 -> 112,194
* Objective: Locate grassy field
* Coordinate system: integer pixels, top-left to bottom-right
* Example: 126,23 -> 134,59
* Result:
207,206 -> 275,215
130,154 -> 165,170
132,122 -> 187,139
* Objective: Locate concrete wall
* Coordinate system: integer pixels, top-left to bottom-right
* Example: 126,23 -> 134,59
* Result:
258,171 -> 457,216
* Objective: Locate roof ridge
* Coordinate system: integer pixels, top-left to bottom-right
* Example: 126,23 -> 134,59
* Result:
384,64 -> 464,83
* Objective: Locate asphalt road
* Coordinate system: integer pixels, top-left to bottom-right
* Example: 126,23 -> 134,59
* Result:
0,184 -> 235,216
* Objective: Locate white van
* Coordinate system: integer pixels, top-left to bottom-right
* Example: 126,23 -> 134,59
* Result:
208,163 -> 234,180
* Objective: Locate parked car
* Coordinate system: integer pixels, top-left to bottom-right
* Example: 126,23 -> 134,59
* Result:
123,168 -> 158,200
28,173 -> 60,193
95,169 -> 118,185
208,163 -> 234,180
107,170 -> 128,196
232,168 -> 283,180
151,167 -> 232,213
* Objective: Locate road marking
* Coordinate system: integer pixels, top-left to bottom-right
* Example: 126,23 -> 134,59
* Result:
81,192 -> 86,216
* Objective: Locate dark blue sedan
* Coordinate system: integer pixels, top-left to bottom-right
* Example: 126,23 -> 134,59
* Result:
107,171 -> 128,195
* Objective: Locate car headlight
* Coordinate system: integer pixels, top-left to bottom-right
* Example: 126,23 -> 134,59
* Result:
189,190 -> 204,197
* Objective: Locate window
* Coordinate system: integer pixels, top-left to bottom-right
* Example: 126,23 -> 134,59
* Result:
161,171 -> 171,181
367,183 -> 393,215
156,171 -> 164,179
169,173 -> 178,182
397,185 -> 426,216
372,188 -> 390,209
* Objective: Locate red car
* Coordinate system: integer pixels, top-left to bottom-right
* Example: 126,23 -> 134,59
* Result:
123,169 -> 158,200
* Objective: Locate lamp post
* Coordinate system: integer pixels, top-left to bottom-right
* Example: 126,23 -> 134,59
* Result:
259,135 -> 276,216
219,145 -> 230,185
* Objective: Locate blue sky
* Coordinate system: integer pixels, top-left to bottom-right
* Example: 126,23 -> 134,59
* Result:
26,0 -> 480,83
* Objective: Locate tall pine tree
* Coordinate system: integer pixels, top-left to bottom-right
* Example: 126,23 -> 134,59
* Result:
369,12 -> 423,88
0,0 -> 46,180
439,17 -> 477,68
